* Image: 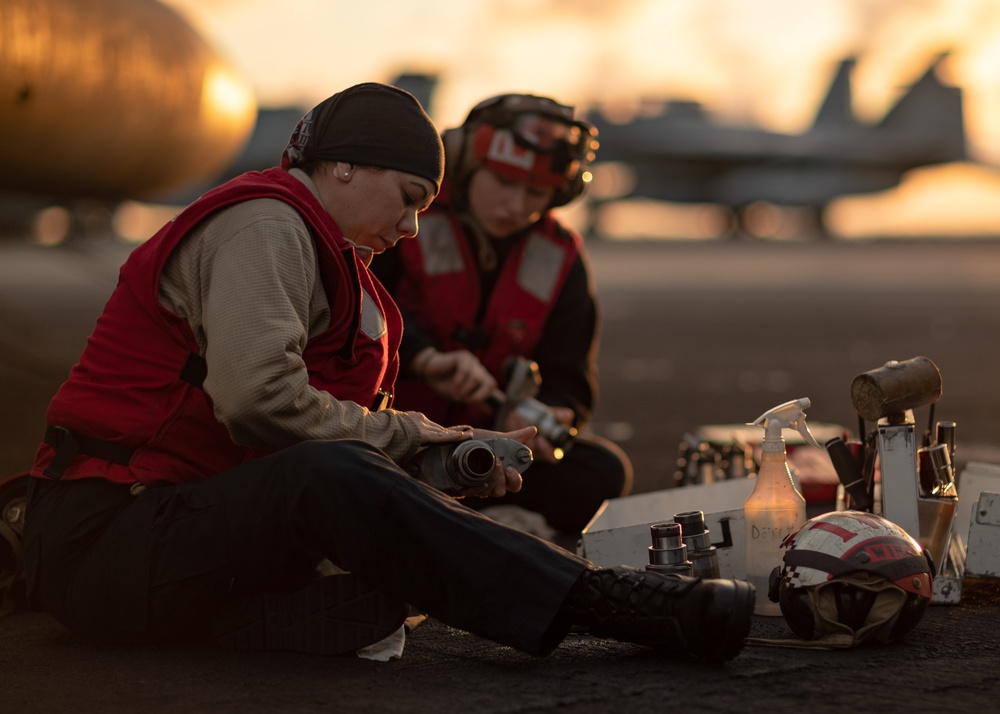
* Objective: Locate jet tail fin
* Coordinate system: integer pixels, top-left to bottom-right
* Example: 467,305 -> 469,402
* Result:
878,53 -> 966,162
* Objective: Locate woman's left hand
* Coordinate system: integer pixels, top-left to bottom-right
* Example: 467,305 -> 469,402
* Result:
403,411 -> 476,444
455,425 -> 535,498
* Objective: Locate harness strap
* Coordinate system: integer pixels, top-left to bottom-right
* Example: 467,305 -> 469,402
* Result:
45,348 -> 392,478
42,426 -> 135,479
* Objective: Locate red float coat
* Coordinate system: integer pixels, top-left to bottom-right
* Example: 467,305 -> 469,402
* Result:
32,168 -> 401,486
390,208 -> 580,428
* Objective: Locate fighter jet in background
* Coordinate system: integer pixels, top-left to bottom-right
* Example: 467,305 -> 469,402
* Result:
586,55 -> 966,238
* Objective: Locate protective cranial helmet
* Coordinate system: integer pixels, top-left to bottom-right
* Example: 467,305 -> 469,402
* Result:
767,510 -> 932,648
444,93 -> 599,209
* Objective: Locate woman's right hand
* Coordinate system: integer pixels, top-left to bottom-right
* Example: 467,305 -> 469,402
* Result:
411,348 -> 497,404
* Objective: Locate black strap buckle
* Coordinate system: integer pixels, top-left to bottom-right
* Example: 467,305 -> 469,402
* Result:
43,425 -> 135,479
43,426 -> 79,480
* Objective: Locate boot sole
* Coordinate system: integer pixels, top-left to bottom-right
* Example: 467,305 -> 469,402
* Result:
697,579 -> 756,662
212,574 -> 408,656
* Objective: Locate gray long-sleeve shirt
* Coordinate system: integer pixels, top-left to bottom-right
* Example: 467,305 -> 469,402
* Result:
158,169 -> 420,464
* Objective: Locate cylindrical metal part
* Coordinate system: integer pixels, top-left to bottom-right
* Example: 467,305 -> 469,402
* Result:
935,421 -> 957,461
408,438 -> 532,492
850,356 -> 942,422
672,511 -> 720,578
674,511 -> 706,534
513,398 -> 577,452
689,550 -> 721,579
448,442 -> 498,485
649,522 -> 683,551
826,437 -> 874,510
927,443 -> 956,496
646,523 -> 692,575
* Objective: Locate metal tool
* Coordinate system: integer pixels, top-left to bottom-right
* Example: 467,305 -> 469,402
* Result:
492,357 -> 577,459
673,510 -> 720,578
646,522 -> 693,576
825,436 -> 874,511
407,438 -> 532,494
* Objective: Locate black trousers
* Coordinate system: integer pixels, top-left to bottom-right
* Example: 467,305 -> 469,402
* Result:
22,440 -> 588,655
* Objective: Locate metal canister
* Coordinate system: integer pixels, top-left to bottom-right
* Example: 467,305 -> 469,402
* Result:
646,523 -> 692,576
673,510 -> 720,579
935,421 -> 957,462
927,443 -> 956,498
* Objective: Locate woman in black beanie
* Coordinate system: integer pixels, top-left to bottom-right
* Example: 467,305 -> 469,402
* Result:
23,83 -> 753,664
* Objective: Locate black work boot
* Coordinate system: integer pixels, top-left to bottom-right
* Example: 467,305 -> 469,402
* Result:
561,565 -> 754,662
211,573 -> 408,656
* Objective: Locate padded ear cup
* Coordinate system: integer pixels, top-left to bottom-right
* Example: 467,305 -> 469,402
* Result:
891,592 -> 930,641
778,586 -> 817,640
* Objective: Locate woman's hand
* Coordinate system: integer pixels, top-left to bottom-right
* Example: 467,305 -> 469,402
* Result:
404,411 -> 534,499
454,425 -> 536,498
402,411 -> 474,445
411,348 -> 497,404
501,405 -> 575,463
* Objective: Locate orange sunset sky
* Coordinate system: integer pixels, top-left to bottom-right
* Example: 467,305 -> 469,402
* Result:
160,0 -> 1000,239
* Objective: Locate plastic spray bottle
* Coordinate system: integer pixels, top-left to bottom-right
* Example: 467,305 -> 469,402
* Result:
743,397 -> 821,616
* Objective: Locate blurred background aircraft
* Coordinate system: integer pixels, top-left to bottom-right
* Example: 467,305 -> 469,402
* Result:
4,0 -> 1000,487
5,0 -> 1000,243
585,54 -> 966,239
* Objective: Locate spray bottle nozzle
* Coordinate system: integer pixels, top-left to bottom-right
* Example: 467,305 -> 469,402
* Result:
749,397 -> 822,450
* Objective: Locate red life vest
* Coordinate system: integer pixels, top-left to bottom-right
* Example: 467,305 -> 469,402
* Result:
391,207 -> 580,427
32,168 -> 401,486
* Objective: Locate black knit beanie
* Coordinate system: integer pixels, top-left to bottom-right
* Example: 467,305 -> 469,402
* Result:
281,82 -> 444,191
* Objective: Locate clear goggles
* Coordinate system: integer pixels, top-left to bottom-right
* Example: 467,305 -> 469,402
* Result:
506,112 -> 588,154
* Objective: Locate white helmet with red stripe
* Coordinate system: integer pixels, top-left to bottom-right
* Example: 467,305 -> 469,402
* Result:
768,510 -> 933,645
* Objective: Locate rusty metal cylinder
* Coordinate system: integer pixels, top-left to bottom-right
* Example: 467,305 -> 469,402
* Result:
674,510 -> 720,579
646,523 -> 692,575
850,356 -> 942,422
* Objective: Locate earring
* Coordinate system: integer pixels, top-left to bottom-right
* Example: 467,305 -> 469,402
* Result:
343,172 -> 350,177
